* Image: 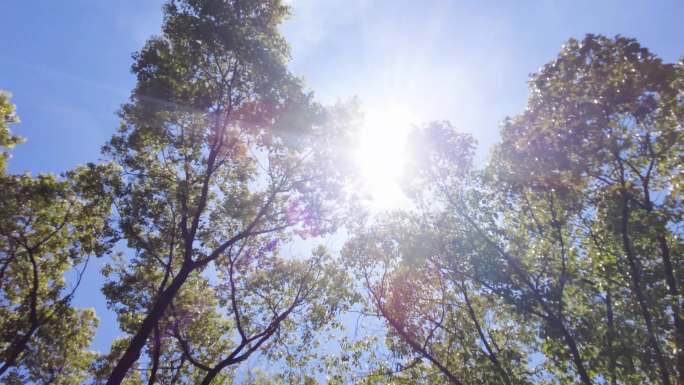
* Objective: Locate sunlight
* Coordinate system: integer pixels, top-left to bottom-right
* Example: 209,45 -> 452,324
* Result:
355,103 -> 419,210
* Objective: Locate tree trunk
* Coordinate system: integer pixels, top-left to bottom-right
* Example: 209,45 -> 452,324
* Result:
605,281 -> 617,385
619,196 -> 671,385
199,367 -> 223,385
460,282 -> 512,385
643,182 -> 684,379
0,325 -> 38,376
106,264 -> 193,385
549,315 -> 593,385
657,234 -> 684,379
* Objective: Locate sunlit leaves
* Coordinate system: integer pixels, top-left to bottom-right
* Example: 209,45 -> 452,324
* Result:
0,92 -> 23,173
98,1 -> 359,383
0,159 -> 117,383
344,34 -> 683,385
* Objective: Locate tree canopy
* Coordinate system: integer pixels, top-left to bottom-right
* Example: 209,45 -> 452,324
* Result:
344,35 -> 684,385
0,93 -> 117,384
97,0 -> 358,384
1,2 -> 683,385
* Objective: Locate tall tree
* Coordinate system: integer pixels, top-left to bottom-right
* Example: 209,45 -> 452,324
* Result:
492,35 -> 683,384
345,35 -> 683,385
100,1 -> 358,384
0,92 -> 117,384
345,124 -> 535,385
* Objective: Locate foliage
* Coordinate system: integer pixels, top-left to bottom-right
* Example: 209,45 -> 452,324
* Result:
96,1 -> 359,384
0,92 -> 117,384
2,4 -> 684,384
0,91 -> 23,173
344,35 -> 683,385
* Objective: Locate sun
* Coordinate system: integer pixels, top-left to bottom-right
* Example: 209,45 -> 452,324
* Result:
355,103 -> 419,210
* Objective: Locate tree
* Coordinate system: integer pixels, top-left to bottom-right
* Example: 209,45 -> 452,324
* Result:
344,35 -> 683,385
0,92 -> 117,384
0,91 -> 22,173
491,35 -> 683,384
344,124 -> 534,385
100,1 -> 358,384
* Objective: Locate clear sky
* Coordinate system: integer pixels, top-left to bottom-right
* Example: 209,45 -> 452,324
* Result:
2,0 -> 683,354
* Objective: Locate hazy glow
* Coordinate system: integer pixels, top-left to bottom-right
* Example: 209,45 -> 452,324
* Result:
355,104 -> 418,209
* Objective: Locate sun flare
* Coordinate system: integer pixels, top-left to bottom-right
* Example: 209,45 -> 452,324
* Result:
355,104 -> 419,210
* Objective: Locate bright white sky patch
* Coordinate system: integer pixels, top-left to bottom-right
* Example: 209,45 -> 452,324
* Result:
355,103 -> 418,210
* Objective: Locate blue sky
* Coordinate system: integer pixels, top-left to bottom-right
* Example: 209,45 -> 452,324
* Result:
2,0 -> 683,354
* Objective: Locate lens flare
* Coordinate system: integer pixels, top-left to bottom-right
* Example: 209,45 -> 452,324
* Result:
354,103 -> 418,210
